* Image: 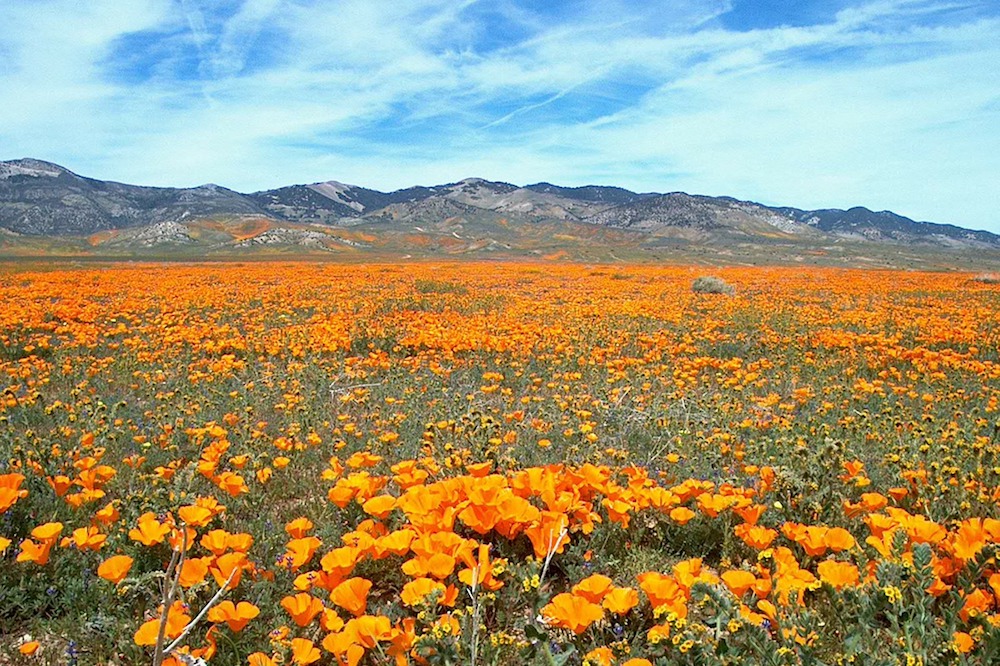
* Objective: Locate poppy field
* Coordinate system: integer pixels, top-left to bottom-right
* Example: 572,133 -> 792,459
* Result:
2,261 -> 1000,665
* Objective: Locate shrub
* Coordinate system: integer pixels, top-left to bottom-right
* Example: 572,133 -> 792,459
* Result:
971,273 -> 999,284
692,275 -> 735,295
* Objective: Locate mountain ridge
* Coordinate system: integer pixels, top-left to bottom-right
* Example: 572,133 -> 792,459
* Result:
1,158 -> 997,263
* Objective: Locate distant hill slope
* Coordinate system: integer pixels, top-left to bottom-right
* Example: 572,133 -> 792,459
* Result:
1,159 -> 997,261
0,159 -> 265,235
774,206 -> 1000,247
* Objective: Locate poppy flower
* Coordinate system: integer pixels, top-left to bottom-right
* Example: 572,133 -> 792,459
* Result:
47,475 -> 72,497
541,593 -> 604,635
0,473 -> 28,512
350,614 -> 394,647
638,572 -> 687,617
362,495 -> 396,519
93,502 -> 120,525
129,513 -> 172,546
16,539 -> 53,566
168,526 -> 198,552
97,555 -> 134,584
215,472 -> 249,497
320,545 -> 361,577
953,519 -> 988,562
281,592 -> 325,627
134,601 -> 192,645
401,577 -> 445,607
210,551 -> 247,589
285,517 -> 314,539
178,557 -> 211,588
284,536 -> 322,570
289,638 -> 321,665
62,525 -> 106,551
373,530 -> 414,558
458,544 -> 504,591
402,552 -> 456,580
331,577 -> 372,616
206,600 -> 259,632
200,530 -> 231,556
585,647 -> 614,666
953,632 -> 975,654
669,507 -> 696,525
524,512 -> 570,558
602,586 -> 639,614
31,522 -> 64,543
734,524 -> 777,550
823,527 -> 856,553
721,570 -> 757,597
734,503 -> 766,525
227,532 -> 254,552
572,574 -> 614,604
178,505 -> 214,528
959,588 -> 992,622
321,607 -> 345,632
816,559 -> 857,593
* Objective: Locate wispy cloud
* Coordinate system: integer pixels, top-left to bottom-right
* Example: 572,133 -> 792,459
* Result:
0,0 -> 996,231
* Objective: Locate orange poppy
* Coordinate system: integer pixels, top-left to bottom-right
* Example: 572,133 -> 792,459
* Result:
178,557 -> 211,588
817,560 -> 860,590
281,592 -> 325,627
210,551 -> 247,589
177,505 -> 214,528
401,577 -> 445,607
93,502 -> 120,525
823,527 -> 856,553
402,552 -> 456,580
16,539 -> 53,566
31,522 -> 64,543
721,570 -> 757,598
206,600 -> 260,632
362,495 -> 396,520
734,523 -> 777,550
200,529 -> 231,556
572,574 -> 614,604
97,555 -> 134,584
638,572 -> 687,618
541,593 -> 604,635
285,517 -> 314,539
62,525 -> 107,551
284,536 -> 322,570
134,601 -> 192,645
602,586 -> 639,614
669,506 -> 696,525
458,543 -> 504,591
953,632 -> 975,654
47,475 -> 72,497
953,519 -> 988,562
320,545 -> 361,578
959,588 -> 992,622
289,638 -> 321,665
331,577 -> 372,616
129,513 -> 172,547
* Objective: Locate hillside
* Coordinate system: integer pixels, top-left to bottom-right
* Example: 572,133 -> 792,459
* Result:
1,158 -> 998,267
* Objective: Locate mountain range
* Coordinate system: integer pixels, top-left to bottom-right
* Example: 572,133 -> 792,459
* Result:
1,158 -> 997,266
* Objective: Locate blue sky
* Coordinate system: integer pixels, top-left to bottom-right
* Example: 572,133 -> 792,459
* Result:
1,0 -> 998,231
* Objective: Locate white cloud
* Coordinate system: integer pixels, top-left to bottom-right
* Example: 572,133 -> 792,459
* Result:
0,0 -> 996,231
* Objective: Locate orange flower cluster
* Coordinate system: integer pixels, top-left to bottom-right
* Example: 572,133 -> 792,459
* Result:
2,261 -> 1000,663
